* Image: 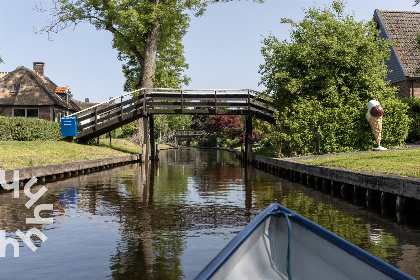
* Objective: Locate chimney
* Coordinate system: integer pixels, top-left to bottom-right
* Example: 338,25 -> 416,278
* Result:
85,98 -> 89,103
33,62 -> 45,76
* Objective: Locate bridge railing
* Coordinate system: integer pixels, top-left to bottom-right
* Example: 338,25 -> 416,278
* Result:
68,89 -> 147,139
147,88 -> 250,112
160,129 -> 206,142
69,88 -> 276,140
144,89 -> 276,119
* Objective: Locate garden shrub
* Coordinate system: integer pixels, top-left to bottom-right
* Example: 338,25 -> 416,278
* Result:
0,116 -> 62,141
401,98 -> 420,143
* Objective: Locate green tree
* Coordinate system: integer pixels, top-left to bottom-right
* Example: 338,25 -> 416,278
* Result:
38,0 -> 262,90
259,0 -> 409,156
38,0 -> 263,144
155,114 -> 192,140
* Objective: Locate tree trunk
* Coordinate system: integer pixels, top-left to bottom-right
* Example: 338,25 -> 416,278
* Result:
134,17 -> 161,146
142,19 -> 161,88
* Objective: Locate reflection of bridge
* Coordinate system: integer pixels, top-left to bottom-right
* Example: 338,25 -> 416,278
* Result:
160,130 -> 205,145
68,88 -> 276,161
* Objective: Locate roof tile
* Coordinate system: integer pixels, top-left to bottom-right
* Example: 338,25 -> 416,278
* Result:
379,10 -> 420,77
55,87 -> 67,94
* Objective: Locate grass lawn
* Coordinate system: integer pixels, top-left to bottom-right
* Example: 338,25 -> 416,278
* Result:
299,149 -> 420,178
99,138 -> 172,154
0,141 -> 130,169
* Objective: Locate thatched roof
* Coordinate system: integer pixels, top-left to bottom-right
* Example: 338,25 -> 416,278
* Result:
375,10 -> 420,82
0,66 -> 80,111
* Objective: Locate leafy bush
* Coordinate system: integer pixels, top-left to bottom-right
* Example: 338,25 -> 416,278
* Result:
0,117 -> 62,141
198,134 -> 217,147
121,122 -> 135,138
223,138 -> 241,149
199,115 -> 243,148
401,98 -> 420,143
267,97 -> 409,157
205,115 -> 243,138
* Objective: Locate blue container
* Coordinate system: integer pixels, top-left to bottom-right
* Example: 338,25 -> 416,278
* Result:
61,117 -> 77,137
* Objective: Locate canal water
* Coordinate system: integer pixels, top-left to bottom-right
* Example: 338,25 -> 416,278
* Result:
1,148 -> 420,279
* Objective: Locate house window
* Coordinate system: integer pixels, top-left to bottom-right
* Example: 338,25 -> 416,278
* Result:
27,109 -> 39,118
13,108 -> 39,118
53,109 -> 63,122
13,108 -> 26,117
53,109 -> 58,122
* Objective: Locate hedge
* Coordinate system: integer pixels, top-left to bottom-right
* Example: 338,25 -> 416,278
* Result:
402,98 -> 420,143
0,116 -> 62,141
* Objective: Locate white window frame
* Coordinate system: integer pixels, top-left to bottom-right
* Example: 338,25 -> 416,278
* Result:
12,108 -> 39,118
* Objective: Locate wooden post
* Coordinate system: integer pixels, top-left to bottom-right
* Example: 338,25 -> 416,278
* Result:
245,115 -> 253,165
353,186 -> 364,203
366,189 -> 377,207
94,107 -> 98,130
109,131 -> 111,146
322,179 -> 330,192
341,183 -> 351,199
150,115 -> 156,161
381,192 -> 393,215
143,89 -> 147,115
143,116 -> 149,162
181,90 -> 184,114
120,96 -> 123,119
396,195 -> 408,213
142,144 -> 147,163
240,143 -> 245,165
214,90 -> 217,114
247,89 -> 251,115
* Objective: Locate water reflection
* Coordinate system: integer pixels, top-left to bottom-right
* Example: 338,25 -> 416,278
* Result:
0,148 -> 419,279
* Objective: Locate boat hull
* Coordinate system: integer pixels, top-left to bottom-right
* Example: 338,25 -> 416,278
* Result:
196,203 -> 415,280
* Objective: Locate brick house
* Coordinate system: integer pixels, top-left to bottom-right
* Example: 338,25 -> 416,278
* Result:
374,10 -> 420,98
0,62 -> 81,122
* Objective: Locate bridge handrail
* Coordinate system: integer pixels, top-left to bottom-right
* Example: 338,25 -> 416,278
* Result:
72,87 -> 276,140
68,88 -> 265,118
67,88 -> 143,118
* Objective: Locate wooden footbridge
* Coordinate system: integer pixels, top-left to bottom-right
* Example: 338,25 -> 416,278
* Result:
68,88 -> 276,161
160,130 -> 206,145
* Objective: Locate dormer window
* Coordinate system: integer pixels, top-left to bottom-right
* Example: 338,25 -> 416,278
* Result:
11,83 -> 20,93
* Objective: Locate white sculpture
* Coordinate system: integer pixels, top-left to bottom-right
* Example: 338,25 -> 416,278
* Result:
366,100 -> 387,151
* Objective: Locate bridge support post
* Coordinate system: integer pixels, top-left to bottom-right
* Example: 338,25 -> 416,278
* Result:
143,116 -> 149,162
149,115 -> 157,161
245,115 -> 253,165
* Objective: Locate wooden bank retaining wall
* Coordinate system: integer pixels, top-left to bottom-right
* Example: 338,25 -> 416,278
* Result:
221,147 -> 420,215
2,154 -> 141,185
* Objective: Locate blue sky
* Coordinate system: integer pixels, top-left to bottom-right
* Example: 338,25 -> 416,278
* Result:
0,0 -> 419,103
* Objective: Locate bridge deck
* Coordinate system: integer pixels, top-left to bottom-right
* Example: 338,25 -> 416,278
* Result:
160,130 -> 206,142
